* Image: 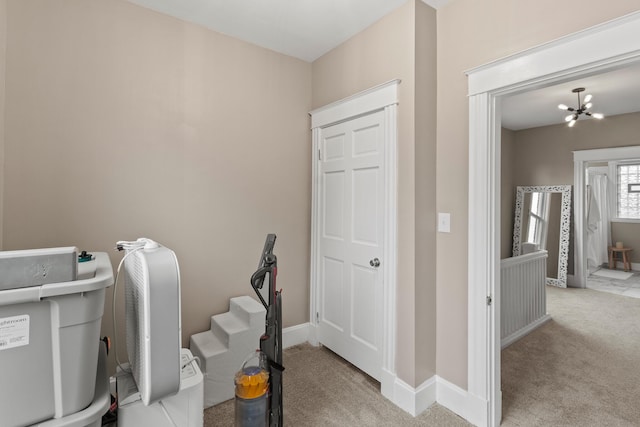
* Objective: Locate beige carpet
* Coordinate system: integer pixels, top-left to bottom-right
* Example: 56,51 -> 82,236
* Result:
204,344 -> 468,426
205,285 -> 640,426
501,285 -> 640,426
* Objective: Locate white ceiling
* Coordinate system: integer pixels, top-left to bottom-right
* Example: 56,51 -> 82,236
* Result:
127,0 -> 447,62
125,0 -> 639,130
501,62 -> 640,130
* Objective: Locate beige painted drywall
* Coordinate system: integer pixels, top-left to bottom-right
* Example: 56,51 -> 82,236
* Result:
512,113 -> 640,186
312,0 -> 437,387
3,0 -> 312,374
0,0 -> 6,250
414,1 -> 438,385
437,0 -> 640,388
511,112 -> 640,264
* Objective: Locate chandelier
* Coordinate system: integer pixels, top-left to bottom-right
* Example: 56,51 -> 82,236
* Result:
558,87 -> 604,127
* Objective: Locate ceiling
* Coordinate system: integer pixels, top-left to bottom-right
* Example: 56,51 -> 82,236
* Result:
125,0 -> 639,130
501,62 -> 640,130
127,0 -> 447,62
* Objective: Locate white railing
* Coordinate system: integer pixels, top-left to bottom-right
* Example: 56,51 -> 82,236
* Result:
501,250 -> 551,348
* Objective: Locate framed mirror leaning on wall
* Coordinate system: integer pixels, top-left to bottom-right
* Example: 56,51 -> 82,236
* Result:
512,185 -> 572,287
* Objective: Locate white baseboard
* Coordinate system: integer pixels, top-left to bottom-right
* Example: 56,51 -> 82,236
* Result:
436,376 -> 468,418
307,322 -> 319,346
500,314 -> 551,349
415,376 -> 438,415
437,376 -> 488,427
282,322 -> 310,349
381,372 -> 486,426
381,372 -> 437,417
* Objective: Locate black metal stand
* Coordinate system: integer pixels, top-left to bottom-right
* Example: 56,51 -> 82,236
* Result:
250,234 -> 283,427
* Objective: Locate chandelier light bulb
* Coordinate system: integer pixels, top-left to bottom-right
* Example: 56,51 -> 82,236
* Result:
568,119 -> 577,127
565,114 -> 574,122
558,104 -> 569,110
585,102 -> 593,109
584,94 -> 592,103
592,113 -> 604,119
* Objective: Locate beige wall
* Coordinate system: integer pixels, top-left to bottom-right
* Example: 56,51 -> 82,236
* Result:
312,0 -> 437,387
3,0 -> 312,373
0,0 -> 6,249
512,113 -> 640,186
512,112 -> 640,264
437,0 -> 640,388
414,1 -> 438,385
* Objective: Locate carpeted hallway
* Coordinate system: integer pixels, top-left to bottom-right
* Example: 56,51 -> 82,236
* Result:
205,285 -> 640,426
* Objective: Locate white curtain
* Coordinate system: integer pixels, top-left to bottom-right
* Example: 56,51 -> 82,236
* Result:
587,170 -> 611,271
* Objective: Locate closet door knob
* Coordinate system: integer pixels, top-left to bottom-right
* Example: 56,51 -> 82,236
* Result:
369,258 -> 380,268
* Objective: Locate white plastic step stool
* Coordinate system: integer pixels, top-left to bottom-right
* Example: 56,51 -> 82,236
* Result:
190,296 -> 265,408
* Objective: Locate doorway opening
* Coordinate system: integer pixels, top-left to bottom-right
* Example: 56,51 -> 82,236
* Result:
466,12 -> 640,427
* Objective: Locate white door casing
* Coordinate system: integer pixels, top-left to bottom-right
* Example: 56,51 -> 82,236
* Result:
309,80 -> 399,397
466,11 -> 640,427
317,110 -> 385,380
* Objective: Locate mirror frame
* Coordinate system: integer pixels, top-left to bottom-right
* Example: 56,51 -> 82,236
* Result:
512,185 -> 572,287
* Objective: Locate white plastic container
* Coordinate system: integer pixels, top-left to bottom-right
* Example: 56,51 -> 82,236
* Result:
0,250 -> 113,427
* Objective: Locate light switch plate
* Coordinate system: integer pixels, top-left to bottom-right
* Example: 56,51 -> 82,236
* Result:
438,213 -> 451,233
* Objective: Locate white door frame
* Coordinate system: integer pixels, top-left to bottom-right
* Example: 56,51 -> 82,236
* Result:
574,145 -> 640,287
308,79 -> 400,398
466,11 -> 640,427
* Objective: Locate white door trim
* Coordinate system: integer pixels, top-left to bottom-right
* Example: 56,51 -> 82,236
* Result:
309,79 -> 400,398
466,11 -> 640,427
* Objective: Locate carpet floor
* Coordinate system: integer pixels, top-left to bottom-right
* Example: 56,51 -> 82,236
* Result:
205,285 -> 640,426
501,285 -> 640,426
204,344 -> 468,426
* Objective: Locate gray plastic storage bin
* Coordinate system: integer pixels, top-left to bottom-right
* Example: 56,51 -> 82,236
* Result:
0,251 -> 113,427
36,341 -> 111,427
